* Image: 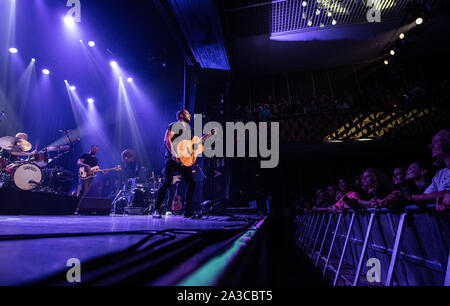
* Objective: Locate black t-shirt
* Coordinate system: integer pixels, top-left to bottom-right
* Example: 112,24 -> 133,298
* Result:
165,121 -> 190,158
121,161 -> 138,179
79,153 -> 98,167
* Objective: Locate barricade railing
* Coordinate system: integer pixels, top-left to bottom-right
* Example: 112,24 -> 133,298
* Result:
295,205 -> 450,286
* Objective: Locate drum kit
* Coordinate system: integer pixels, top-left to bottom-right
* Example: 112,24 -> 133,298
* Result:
111,149 -> 163,214
0,136 -> 73,193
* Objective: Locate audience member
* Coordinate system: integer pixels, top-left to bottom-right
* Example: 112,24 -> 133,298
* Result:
392,167 -> 410,193
357,168 -> 391,209
405,162 -> 429,193
381,130 -> 450,210
315,189 -> 330,208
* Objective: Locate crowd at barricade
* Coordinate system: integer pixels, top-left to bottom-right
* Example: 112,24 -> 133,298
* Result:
295,130 -> 450,214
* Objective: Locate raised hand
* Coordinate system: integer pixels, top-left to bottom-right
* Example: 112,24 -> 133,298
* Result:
369,197 -> 383,208
436,192 -> 450,212
381,191 -> 408,209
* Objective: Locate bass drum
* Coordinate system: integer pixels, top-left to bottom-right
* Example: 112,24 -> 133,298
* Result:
13,163 -> 42,191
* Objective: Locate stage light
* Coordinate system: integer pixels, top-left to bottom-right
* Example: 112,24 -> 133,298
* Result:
64,16 -> 75,26
9,47 -> 18,54
327,12 -> 332,17
110,61 -> 118,68
332,19 -> 337,25
127,77 -> 133,83
307,20 -> 312,26
42,69 -> 50,75
316,9 -> 320,15
70,86 -> 76,91
87,98 -> 94,104
399,33 -> 405,40
384,60 -> 389,65
416,17 -> 423,25
31,58 -> 36,62
390,50 -> 395,56
88,41 -> 95,47
302,1 -> 307,7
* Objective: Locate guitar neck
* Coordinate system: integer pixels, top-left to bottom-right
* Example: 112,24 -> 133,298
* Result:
201,133 -> 213,142
96,167 -> 120,173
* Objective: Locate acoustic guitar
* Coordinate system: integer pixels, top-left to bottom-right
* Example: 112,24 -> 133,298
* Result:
170,175 -> 183,212
176,130 -> 216,167
79,165 -> 122,180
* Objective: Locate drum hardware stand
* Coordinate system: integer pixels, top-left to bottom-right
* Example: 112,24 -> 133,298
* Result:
28,180 -> 43,192
111,187 -> 126,214
59,129 -> 79,171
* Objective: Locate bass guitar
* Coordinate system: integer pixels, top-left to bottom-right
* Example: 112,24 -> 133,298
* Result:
79,165 -> 122,180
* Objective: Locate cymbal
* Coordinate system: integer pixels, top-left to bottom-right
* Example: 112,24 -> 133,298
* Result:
121,149 -> 136,163
46,145 -> 70,152
0,136 -> 32,152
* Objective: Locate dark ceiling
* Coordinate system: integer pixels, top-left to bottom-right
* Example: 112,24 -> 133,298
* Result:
214,0 -> 449,75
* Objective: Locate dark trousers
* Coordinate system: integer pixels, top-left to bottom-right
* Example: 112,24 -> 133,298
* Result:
155,158 -> 195,214
79,177 -> 94,198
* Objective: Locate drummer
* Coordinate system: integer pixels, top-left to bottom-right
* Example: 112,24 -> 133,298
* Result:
0,133 -> 36,162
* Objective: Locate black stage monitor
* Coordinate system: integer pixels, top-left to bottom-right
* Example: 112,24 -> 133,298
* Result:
77,197 -> 113,215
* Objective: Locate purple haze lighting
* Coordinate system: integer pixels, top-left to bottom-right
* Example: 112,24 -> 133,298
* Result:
42,69 -> 50,75
110,61 -> 118,68
88,41 -> 95,47
127,77 -> 133,83
87,98 -> 94,104
9,48 -> 18,54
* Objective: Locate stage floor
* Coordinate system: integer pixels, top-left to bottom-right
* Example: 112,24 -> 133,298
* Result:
0,215 -> 252,285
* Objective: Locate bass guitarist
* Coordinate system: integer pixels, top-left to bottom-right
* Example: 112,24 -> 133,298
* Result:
77,145 -> 107,197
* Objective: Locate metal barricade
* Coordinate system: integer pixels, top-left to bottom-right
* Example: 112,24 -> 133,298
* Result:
295,205 -> 450,286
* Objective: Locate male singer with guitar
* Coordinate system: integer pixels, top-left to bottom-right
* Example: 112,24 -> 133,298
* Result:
77,145 -> 107,197
153,110 -> 199,219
